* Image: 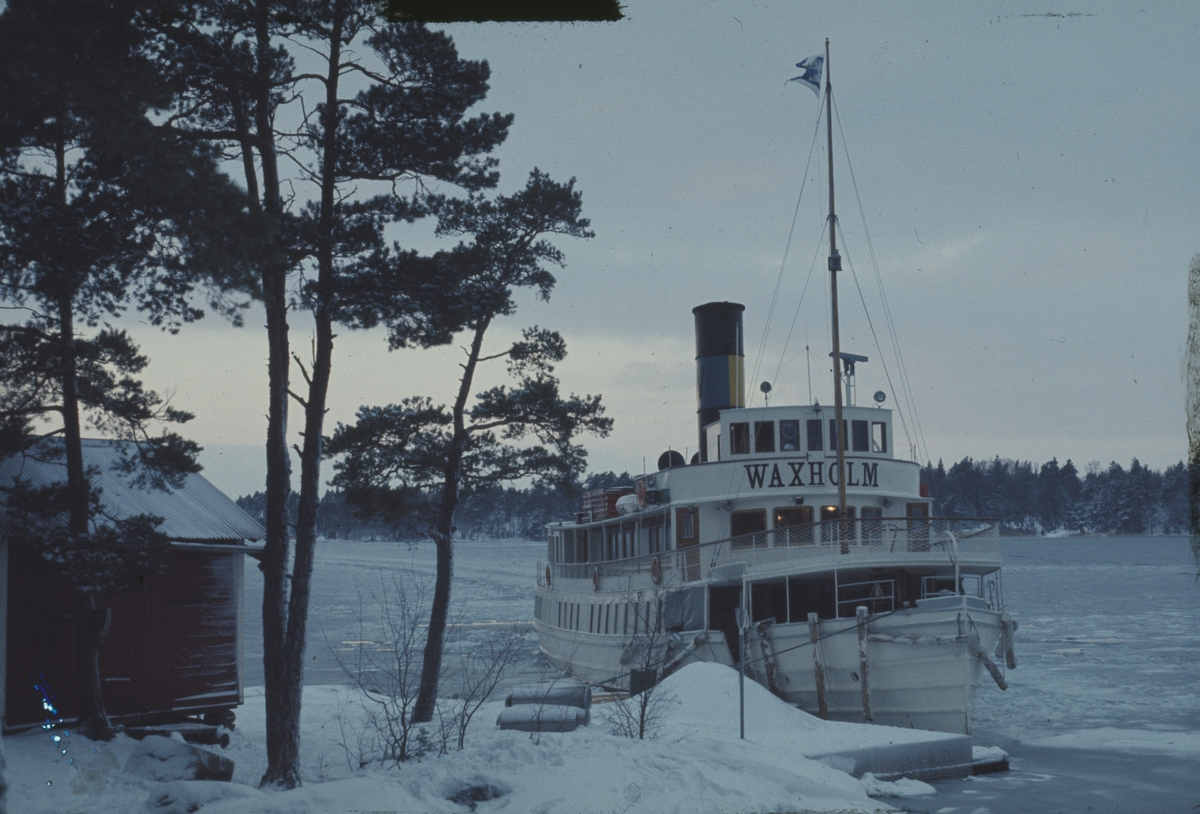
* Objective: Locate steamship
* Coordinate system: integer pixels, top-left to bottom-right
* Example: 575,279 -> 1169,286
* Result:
531,47 -> 1015,735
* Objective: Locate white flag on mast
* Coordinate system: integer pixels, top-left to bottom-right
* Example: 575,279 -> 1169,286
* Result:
789,55 -> 824,97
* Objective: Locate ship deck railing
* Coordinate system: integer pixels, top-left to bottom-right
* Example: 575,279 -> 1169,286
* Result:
539,517 -> 999,587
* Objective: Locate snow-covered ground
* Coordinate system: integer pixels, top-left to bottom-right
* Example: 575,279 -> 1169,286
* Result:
10,662 -> 938,813
8,535 -> 1200,812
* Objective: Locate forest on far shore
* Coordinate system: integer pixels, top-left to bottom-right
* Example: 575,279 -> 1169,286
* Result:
235,455 -> 1190,541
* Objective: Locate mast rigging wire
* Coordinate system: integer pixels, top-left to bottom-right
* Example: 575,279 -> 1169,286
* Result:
747,90 -> 827,406
831,93 -> 932,466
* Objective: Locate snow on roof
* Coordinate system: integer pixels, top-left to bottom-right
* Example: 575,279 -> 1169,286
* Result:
0,439 -> 264,542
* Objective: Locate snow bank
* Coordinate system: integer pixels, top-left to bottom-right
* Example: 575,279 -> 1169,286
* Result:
858,772 -> 937,798
9,667 -> 912,814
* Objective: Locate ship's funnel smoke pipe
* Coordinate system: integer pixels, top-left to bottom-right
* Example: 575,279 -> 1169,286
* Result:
693,302 -> 745,462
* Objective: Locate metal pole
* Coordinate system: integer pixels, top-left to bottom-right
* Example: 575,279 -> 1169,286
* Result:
825,38 -> 848,526
736,605 -> 747,739
739,625 -> 746,739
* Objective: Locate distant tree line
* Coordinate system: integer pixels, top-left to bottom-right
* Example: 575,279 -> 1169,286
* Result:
921,457 -> 1190,535
238,457 -> 1189,541
235,471 -> 634,542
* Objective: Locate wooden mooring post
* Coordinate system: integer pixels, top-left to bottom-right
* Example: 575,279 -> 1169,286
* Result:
807,612 -> 828,719
856,605 -> 873,722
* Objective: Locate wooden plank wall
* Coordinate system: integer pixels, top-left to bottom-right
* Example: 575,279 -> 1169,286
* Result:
5,545 -> 241,729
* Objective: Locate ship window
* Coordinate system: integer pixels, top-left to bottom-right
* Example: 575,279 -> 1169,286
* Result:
807,419 -> 823,451
729,422 -> 750,455
829,419 -> 848,451
706,423 -> 722,461
647,519 -> 663,554
774,506 -> 813,527
961,574 -> 982,597
731,509 -> 767,547
852,420 -> 869,452
754,421 -> 775,453
872,421 -> 887,453
774,506 -> 814,545
677,508 -> 697,543
860,506 -> 882,544
820,505 -> 855,543
780,419 -> 800,451
751,579 -> 788,624
789,576 -> 836,621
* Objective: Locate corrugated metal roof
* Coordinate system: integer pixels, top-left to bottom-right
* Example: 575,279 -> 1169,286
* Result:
0,439 -> 265,542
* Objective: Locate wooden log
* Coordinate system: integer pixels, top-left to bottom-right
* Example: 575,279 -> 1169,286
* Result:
999,612 -> 1018,669
807,613 -> 828,720
857,605 -> 873,722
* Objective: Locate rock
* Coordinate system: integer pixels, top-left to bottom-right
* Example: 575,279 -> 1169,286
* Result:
146,780 -> 261,812
123,735 -> 234,783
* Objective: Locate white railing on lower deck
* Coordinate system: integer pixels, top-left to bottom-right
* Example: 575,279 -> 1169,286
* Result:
538,517 -> 1000,588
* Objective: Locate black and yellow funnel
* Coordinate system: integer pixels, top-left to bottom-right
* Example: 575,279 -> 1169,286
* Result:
693,302 -> 745,461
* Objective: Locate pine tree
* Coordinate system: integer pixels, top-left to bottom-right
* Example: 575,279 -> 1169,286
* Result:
327,170 -> 610,723
158,2 -> 513,784
0,0 -> 257,739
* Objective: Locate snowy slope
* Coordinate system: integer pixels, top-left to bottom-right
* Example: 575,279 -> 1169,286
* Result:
9,663 -> 930,814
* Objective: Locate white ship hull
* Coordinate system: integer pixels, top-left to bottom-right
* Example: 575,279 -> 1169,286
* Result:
533,518 -> 1014,735
535,588 -> 1005,734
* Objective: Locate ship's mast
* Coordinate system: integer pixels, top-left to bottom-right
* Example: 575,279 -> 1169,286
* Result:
825,38 -> 847,518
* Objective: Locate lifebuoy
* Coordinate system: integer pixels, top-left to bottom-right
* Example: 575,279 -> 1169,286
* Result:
650,556 -> 663,585
592,568 -> 601,592
545,565 -> 552,588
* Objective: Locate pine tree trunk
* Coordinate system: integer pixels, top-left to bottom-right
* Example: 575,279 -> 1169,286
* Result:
254,0 -> 297,787
412,470 -> 458,723
54,127 -> 115,738
261,0 -> 347,783
413,320 -> 488,723
71,592 -> 114,739
60,305 -> 114,740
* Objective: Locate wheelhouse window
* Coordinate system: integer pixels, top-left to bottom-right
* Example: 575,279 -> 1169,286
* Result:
829,419 -> 848,451
851,420 -> 869,452
779,419 -> 800,451
871,421 -> 888,453
729,422 -> 750,455
754,421 -> 775,453
807,419 -> 823,451
706,423 -> 721,461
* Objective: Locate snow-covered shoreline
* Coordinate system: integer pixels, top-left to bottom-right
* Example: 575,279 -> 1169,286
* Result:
9,663 -> 942,814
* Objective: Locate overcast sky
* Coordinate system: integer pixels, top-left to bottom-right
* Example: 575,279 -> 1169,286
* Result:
120,1 -> 1196,499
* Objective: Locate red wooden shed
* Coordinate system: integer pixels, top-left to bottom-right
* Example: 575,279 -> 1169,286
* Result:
0,439 -> 265,731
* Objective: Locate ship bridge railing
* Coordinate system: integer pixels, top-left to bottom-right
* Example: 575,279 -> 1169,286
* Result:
539,517 -> 999,588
